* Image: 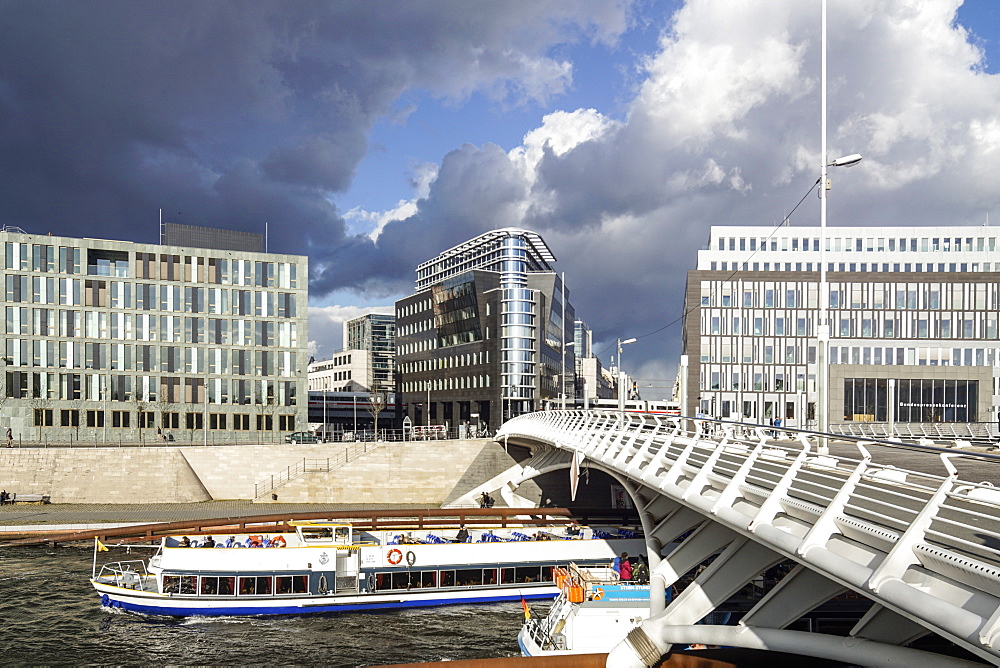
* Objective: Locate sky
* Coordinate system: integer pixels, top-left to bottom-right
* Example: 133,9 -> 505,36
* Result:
2,0 -> 1000,397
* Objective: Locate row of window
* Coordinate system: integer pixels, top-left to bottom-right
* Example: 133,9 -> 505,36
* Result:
702,309 -> 1000,340
715,235 -> 997,254
402,375 -> 492,393
34,409 -> 296,431
398,299 -> 432,319
700,280 -> 1000,311
312,353 -> 353,371
162,573 -> 309,596
4,243 -> 299,288
397,317 -> 433,337
6,313 -> 298,347
399,351 -> 490,375
709,261 -> 998,273
4,277 -> 298,316
701,367 -> 812,393
6,371 -> 298,405
6,343 -> 297,376
699,339 -> 1000,371
371,564 -> 553,592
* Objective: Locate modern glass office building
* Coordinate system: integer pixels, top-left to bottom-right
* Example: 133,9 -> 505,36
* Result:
1,224 -> 309,443
396,228 -> 575,430
681,225 -> 998,432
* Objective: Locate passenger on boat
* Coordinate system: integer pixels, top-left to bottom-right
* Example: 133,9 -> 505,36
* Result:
202,536 -> 216,548
455,525 -> 469,543
632,555 -> 649,584
179,536 -> 191,547
619,553 -> 633,581
565,521 -> 582,537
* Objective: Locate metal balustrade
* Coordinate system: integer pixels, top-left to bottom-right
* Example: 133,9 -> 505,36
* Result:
498,410 -> 1000,666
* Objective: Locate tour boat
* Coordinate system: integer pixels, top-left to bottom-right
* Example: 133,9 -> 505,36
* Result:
518,562 -> 667,656
90,521 -> 645,616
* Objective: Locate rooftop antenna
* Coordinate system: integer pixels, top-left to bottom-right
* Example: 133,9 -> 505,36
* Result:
159,208 -> 163,244
265,221 -> 268,252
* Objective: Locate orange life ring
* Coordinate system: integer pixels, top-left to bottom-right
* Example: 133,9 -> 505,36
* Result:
387,548 -> 403,565
270,535 -> 286,548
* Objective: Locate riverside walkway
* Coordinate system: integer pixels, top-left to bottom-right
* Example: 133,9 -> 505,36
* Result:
497,410 -> 1000,667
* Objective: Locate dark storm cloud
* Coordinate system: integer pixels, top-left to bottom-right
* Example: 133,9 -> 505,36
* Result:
0,0 -> 630,293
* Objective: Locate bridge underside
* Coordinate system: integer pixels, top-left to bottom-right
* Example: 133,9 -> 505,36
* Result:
497,411 -> 1000,667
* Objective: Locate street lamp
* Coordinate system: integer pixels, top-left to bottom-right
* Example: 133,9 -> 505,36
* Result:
817,0 -> 863,440
560,341 -> 575,410
617,337 -> 636,412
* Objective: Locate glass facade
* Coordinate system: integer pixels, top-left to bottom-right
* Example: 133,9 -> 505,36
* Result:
843,378 -> 978,423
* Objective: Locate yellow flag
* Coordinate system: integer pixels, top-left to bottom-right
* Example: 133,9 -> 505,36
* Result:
97,539 -> 109,552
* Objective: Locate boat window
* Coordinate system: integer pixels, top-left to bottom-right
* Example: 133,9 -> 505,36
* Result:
483,568 -> 498,585
515,566 -> 542,583
275,575 -> 309,594
390,572 -> 413,589
239,576 -> 273,596
455,569 -> 484,586
200,577 -> 218,595
334,527 -> 350,544
540,566 -> 553,582
440,570 -> 455,587
420,571 -> 437,588
179,575 -> 197,594
302,527 -> 334,542
163,575 -> 179,594
500,568 -> 515,585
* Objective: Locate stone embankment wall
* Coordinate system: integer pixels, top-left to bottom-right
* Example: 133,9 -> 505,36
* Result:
0,440 -> 527,505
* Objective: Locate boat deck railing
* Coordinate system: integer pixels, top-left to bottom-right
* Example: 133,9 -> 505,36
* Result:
94,560 -> 155,592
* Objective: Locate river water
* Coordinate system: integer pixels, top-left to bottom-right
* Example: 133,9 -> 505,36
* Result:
1,545 -> 537,666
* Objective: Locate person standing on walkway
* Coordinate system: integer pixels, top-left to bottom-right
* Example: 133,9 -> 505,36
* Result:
6,427 -> 12,447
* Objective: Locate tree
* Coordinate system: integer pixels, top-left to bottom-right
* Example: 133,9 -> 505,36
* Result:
133,392 -> 150,446
28,377 -> 51,443
254,381 -> 279,443
367,386 -> 388,440
153,383 -> 175,442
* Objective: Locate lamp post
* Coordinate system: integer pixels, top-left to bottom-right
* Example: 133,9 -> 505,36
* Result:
817,0 -> 863,438
617,337 -> 636,412
560,341 -> 575,410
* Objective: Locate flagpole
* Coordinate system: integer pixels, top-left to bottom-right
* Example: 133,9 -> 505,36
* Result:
93,536 -> 98,578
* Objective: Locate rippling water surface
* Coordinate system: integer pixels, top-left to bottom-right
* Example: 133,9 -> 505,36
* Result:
1,545 -> 538,666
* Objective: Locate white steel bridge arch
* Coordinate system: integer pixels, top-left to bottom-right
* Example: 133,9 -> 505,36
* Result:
497,409 -> 1000,667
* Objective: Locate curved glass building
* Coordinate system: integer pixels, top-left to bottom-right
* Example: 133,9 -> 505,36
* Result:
397,228 -> 574,430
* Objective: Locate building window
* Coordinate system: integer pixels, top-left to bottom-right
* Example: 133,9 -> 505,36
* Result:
86,410 -> 105,428
209,413 -> 227,430
161,412 -> 179,429
256,415 -> 273,431
233,414 -> 251,430
34,408 -> 54,427
138,411 -> 155,428
278,415 -> 295,431
111,410 -> 130,428
61,409 -> 80,427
